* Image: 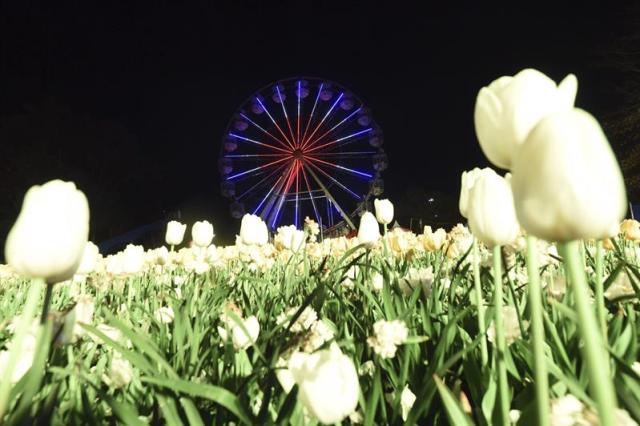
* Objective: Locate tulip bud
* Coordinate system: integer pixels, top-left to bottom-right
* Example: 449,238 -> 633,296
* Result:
374,199 -> 394,225
5,180 -> 90,284
165,221 -> 187,246
290,343 -> 360,424
474,68 -> 577,169
467,169 -> 520,248
239,214 -> 269,246
511,109 -> 627,242
357,212 -> 380,246
192,221 -> 215,247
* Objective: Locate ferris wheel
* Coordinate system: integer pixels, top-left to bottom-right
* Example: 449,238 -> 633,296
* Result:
219,77 -> 387,233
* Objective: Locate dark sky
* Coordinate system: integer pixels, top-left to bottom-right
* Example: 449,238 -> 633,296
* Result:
0,1 -> 634,253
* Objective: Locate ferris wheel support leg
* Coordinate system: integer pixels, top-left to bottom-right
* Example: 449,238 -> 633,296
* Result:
303,164 -> 356,231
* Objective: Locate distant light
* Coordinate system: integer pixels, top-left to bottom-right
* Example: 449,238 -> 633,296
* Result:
427,197 -> 434,203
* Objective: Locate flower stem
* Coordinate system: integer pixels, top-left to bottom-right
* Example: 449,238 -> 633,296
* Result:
560,240 -> 617,426
473,239 -> 489,366
40,282 -> 54,324
595,240 -> 607,337
525,236 -> 549,426
492,245 -> 510,426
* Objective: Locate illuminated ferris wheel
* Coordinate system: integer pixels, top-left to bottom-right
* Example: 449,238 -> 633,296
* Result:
219,78 -> 387,233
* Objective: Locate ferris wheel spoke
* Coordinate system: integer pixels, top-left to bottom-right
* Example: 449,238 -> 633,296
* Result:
253,172 -> 286,216
225,156 -> 291,181
256,160 -> 296,219
305,127 -> 373,153
237,161 -> 289,200
301,166 -> 323,229
306,156 -> 373,179
307,161 -> 363,200
297,81 -> 302,148
228,133 -> 291,154
303,106 -> 362,151
300,92 -> 344,150
239,113 -> 292,151
309,150 -> 377,159
269,160 -> 300,228
225,153 -> 289,159
255,97 -> 296,150
275,85 -> 297,149
300,83 -> 323,147
303,163 -> 355,230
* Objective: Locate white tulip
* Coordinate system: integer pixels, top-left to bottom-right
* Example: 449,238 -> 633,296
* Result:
76,241 -> 100,275
357,212 -> 380,246
192,221 -> 214,247
239,214 -> 269,246
121,244 -> 145,274
474,68 -> 577,169
104,353 -> 133,388
276,225 -> 306,251
5,180 -> 90,284
422,226 -> 447,251
230,315 -> 260,350
511,109 -> 627,242
165,221 -> 187,246
60,294 -> 95,344
374,198 -> 394,225
386,386 -> 417,422
290,343 -> 360,424
155,306 -> 174,324
467,169 -> 520,248
459,168 -> 489,218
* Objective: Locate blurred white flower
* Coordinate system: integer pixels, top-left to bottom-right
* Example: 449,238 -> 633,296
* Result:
512,109 -> 627,242
487,305 -> 528,346
422,226 -> 447,251
367,319 -> 408,359
301,319 -> 334,353
192,221 -> 215,247
370,272 -> 384,292
103,353 -> 133,388
459,168 -> 487,218
277,306 -> 318,333
230,315 -> 260,350
304,216 -> 320,239
357,212 -> 380,247
474,68 -> 577,169
122,244 -> 145,274
289,343 -> 359,424
76,241 -> 100,275
165,220 -> 187,246
155,306 -> 174,324
604,272 -> 635,301
239,214 -> 269,246
467,168 -> 520,248
60,294 -> 95,344
276,225 -> 306,251
374,199 -> 394,225
5,179 -> 90,284
385,385 -> 416,422
399,267 -> 434,297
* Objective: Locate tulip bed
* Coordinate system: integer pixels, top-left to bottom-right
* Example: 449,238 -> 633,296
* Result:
1,225 -> 640,425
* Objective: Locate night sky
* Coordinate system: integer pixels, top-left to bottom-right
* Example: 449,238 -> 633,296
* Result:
0,2 -> 635,256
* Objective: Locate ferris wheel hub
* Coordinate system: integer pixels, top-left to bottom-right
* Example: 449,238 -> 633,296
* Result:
292,149 -> 304,159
